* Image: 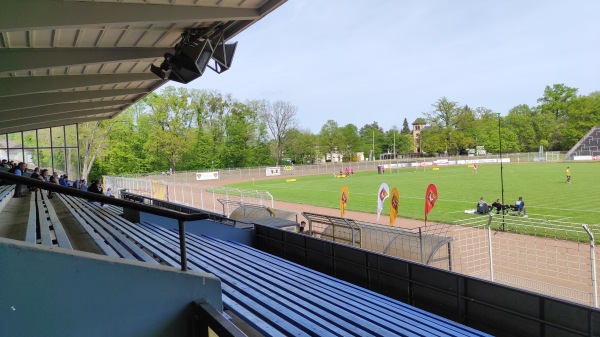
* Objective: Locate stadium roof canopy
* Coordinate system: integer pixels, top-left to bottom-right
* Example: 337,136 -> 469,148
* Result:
0,0 -> 286,134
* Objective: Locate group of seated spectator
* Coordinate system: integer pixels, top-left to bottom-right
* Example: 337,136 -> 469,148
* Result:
4,162 -> 28,197
2,159 -> 113,201
1,159 -> 15,169
476,197 -> 527,217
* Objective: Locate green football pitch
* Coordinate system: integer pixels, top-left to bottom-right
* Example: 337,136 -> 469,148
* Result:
225,162 -> 599,225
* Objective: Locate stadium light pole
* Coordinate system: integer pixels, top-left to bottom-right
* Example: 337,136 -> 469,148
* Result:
497,112 -> 505,230
372,129 -> 375,164
393,130 -> 396,160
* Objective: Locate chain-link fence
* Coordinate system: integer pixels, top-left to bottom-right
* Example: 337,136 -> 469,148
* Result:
436,214 -> 599,307
102,176 -> 273,216
104,151 -> 600,307
111,151 -> 566,184
301,211 -> 599,307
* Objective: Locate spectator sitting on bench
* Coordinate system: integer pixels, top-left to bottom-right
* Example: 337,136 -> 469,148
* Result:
476,197 -> 489,214
79,179 -> 88,191
514,196 -> 527,217
48,172 -> 59,198
491,199 -> 509,214
105,188 -> 114,198
58,174 -> 69,187
7,162 -> 27,197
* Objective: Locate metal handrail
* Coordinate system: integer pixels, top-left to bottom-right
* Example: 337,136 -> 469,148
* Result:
0,171 -> 207,271
191,300 -> 247,337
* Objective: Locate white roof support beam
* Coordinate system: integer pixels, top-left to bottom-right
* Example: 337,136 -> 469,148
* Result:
0,0 -> 287,133
0,74 -> 159,98
0,116 -> 113,135
0,89 -> 148,113
0,48 -> 171,73
0,1 -> 260,31
2,101 -> 128,123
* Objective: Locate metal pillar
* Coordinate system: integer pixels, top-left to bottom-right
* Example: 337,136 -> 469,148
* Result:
487,214 -> 495,282
583,225 -> 598,307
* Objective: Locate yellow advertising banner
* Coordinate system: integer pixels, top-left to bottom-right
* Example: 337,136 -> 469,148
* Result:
390,187 -> 400,226
152,180 -> 166,200
340,185 -> 349,217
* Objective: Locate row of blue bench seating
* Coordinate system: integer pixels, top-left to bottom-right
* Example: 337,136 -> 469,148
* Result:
24,190 -> 72,249
57,194 -> 489,336
103,203 -> 123,215
57,194 -> 156,263
0,185 -> 15,213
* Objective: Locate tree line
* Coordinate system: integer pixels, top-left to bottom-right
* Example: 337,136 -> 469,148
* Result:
85,84 -> 600,179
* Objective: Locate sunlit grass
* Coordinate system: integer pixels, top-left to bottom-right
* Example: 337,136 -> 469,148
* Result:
226,162 -> 600,226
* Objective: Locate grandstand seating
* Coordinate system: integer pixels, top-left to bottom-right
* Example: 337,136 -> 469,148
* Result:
138,221 -> 491,336
55,194 -> 489,336
0,185 -> 15,213
103,203 -> 123,216
57,194 -> 156,263
565,126 -> 600,159
2,187 -> 598,336
25,190 -> 72,249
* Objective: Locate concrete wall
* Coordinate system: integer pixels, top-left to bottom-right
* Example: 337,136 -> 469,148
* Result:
0,237 -> 223,337
140,213 -> 254,246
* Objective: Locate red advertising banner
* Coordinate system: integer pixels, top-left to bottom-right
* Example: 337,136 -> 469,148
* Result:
424,184 -> 438,226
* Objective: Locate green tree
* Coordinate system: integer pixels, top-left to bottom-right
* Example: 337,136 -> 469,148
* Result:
424,97 -> 460,154
319,120 -> 343,161
260,100 -> 298,166
359,122 -> 385,159
142,87 -> 195,171
453,105 -> 477,153
401,118 -> 411,134
505,105 -> 538,152
284,128 -> 317,164
538,84 -> 578,119
398,134 -> 414,154
100,108 -> 147,175
79,117 -> 130,181
220,103 -> 250,168
561,92 -> 600,149
340,124 -> 361,161
190,89 -> 231,170
383,126 -> 411,157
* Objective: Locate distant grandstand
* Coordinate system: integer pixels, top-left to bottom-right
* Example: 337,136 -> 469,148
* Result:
565,126 -> 600,160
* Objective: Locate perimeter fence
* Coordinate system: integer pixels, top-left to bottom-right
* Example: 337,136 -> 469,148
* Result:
102,176 -> 273,216
112,151 -> 565,184
300,210 -> 600,307
431,214 -> 600,307
103,150 -> 600,307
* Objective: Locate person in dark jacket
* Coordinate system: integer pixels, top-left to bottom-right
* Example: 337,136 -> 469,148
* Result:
87,180 -> 103,194
491,199 -> 508,214
8,162 -> 27,197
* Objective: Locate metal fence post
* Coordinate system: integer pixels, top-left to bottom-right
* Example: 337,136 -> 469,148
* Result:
419,227 -> 424,264
583,224 -> 598,308
487,213 -> 495,282
178,219 -> 188,271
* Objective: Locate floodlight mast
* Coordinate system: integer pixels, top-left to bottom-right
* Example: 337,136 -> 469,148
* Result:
497,112 -> 505,231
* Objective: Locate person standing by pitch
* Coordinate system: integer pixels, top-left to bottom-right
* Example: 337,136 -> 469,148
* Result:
566,166 -> 571,184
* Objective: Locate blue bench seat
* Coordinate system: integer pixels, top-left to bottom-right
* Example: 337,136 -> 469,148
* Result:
128,222 -> 490,337
57,194 -> 157,264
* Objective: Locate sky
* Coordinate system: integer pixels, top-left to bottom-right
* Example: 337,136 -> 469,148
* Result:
174,0 -> 600,133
